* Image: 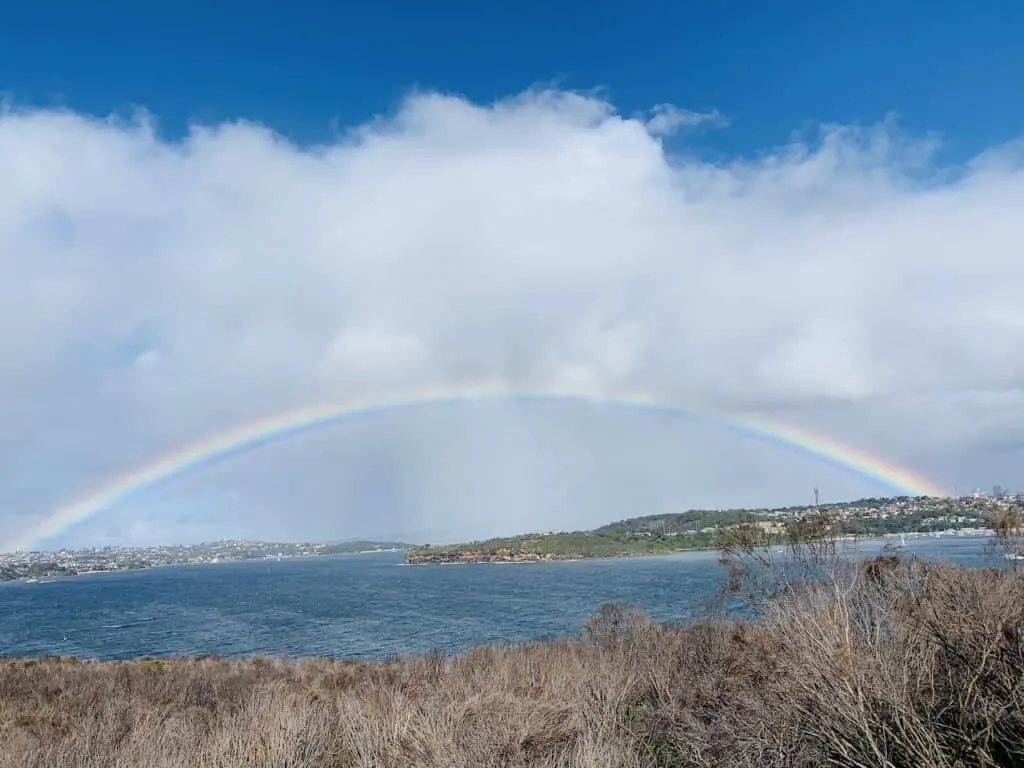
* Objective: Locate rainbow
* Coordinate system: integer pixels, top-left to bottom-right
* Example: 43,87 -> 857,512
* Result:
2,386 -> 949,553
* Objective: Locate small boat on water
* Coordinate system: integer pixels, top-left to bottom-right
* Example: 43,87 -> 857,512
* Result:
1004,553 -> 1024,561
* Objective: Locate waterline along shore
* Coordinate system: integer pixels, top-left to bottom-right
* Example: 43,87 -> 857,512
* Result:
401,528 -> 993,565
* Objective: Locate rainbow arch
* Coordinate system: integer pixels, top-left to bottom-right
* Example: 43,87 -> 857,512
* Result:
2,386 -> 948,552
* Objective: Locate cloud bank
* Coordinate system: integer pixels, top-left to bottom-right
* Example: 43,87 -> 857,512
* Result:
2,89 -> 1023,548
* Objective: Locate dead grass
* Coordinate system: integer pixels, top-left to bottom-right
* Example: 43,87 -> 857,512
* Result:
1,554 -> 1022,767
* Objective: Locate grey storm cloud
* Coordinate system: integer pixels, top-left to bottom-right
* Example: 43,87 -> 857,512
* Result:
2,89 -> 1023,548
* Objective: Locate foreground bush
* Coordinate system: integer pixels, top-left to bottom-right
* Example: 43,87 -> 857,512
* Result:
1,556 -> 1022,767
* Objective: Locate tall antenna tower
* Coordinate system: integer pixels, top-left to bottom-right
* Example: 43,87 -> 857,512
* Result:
813,486 -> 820,508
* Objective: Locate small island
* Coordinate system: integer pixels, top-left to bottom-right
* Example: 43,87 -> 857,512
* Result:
405,494 -> 1011,565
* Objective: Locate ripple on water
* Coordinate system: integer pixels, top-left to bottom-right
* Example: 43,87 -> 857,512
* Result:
0,537 -> 996,659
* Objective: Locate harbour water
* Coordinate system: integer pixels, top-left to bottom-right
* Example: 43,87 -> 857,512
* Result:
0,534 -> 999,660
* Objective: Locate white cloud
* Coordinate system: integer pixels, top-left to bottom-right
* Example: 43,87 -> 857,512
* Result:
2,89 -> 1024,548
645,104 -> 728,136
318,328 -> 429,389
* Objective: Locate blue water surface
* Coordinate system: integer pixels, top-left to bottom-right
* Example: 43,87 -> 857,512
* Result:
0,535 -> 997,661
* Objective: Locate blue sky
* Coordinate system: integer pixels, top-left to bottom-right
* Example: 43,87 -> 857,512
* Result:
3,0 -> 1022,159
3,1 -> 1024,548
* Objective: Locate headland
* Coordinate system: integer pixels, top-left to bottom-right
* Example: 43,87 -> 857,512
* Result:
404,493 -> 1007,564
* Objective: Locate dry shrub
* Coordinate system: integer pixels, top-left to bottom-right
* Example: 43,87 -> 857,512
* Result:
749,556 -> 1024,767
1,549 -> 1022,767
990,504 -> 1024,561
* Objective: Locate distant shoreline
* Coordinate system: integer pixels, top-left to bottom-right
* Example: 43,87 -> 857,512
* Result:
3,529 -> 999,582
403,529 -> 996,566
403,495 -> 1007,565
1,544 -> 411,583
7,491 -> 1011,577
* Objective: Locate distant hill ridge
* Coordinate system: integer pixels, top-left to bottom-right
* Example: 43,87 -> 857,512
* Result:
405,495 -> 1007,564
